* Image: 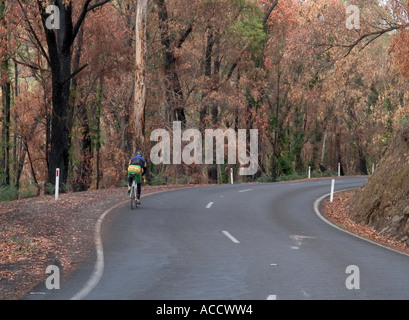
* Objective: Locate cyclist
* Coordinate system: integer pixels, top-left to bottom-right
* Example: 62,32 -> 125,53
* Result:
127,151 -> 147,205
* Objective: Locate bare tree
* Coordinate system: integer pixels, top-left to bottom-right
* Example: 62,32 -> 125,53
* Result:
133,0 -> 147,152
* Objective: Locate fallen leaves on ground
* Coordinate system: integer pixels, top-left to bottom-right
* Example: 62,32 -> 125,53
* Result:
321,190 -> 409,255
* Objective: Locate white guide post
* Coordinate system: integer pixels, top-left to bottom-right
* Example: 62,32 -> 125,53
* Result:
55,168 -> 60,201
330,179 -> 335,203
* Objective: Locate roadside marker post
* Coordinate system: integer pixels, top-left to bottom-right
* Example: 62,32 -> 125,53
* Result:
230,168 -> 234,184
55,168 -> 60,201
330,179 -> 335,203
338,163 -> 341,177
308,166 -> 311,179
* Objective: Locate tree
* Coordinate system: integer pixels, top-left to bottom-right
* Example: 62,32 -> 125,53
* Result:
0,0 -> 11,186
3,0 -> 407,192
133,0 -> 147,153
17,0 -> 112,190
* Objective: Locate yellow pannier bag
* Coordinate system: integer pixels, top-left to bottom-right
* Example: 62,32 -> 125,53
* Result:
128,165 -> 142,175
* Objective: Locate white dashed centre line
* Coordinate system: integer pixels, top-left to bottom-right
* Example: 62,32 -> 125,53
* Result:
30,292 -> 46,295
238,189 -> 252,193
206,202 -> 214,208
222,231 -> 240,244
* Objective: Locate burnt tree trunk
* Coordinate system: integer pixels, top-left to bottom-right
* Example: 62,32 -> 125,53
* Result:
74,104 -> 93,191
155,0 -> 189,127
1,61 -> 11,186
357,141 -> 368,175
1,1 -> 10,186
95,77 -> 103,190
34,0 -> 111,189
70,27 -> 93,191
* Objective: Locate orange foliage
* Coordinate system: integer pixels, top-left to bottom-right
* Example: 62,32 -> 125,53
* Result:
390,30 -> 409,80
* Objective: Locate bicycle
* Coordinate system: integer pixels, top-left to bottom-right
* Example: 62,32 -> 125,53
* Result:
130,179 -> 139,210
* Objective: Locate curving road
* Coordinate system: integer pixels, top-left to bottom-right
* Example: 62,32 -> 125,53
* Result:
26,177 -> 409,300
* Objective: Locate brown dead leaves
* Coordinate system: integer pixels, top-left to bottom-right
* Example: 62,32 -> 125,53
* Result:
322,190 -> 409,255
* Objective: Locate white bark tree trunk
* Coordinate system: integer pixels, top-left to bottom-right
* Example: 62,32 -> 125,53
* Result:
133,0 -> 147,152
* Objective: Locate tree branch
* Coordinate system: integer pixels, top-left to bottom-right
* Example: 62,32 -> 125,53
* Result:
12,57 -> 48,73
62,64 -> 89,85
17,0 -> 51,66
342,26 -> 399,57
263,0 -> 279,26
177,20 -> 194,48
72,0 -> 111,42
309,22 -> 408,58
87,0 -> 112,12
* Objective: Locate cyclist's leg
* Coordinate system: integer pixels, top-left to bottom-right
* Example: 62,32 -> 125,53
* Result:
137,183 -> 141,199
128,172 -> 134,193
135,173 -> 142,203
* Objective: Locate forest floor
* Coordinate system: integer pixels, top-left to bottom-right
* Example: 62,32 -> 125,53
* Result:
1,181 -> 408,300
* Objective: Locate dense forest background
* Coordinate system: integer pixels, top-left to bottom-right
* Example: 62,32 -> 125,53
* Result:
0,0 -> 408,199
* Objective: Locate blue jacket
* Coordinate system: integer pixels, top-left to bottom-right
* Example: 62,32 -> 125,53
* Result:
129,156 -> 147,175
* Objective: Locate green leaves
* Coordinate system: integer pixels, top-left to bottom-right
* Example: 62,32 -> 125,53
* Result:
228,1 -> 266,54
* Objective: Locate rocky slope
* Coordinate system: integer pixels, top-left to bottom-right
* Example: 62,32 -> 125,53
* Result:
349,126 -> 409,246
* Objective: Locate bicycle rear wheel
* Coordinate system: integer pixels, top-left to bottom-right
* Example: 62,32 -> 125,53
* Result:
131,185 -> 137,210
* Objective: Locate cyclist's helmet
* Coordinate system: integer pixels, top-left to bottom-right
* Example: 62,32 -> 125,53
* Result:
135,151 -> 143,157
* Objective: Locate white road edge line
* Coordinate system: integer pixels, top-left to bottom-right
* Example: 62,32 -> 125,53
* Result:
222,230 -> 240,244
206,202 -> 214,208
70,200 -> 127,300
313,189 -> 409,258
238,189 -> 252,193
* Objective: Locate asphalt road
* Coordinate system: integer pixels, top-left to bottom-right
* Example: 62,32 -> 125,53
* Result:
25,177 -> 409,300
